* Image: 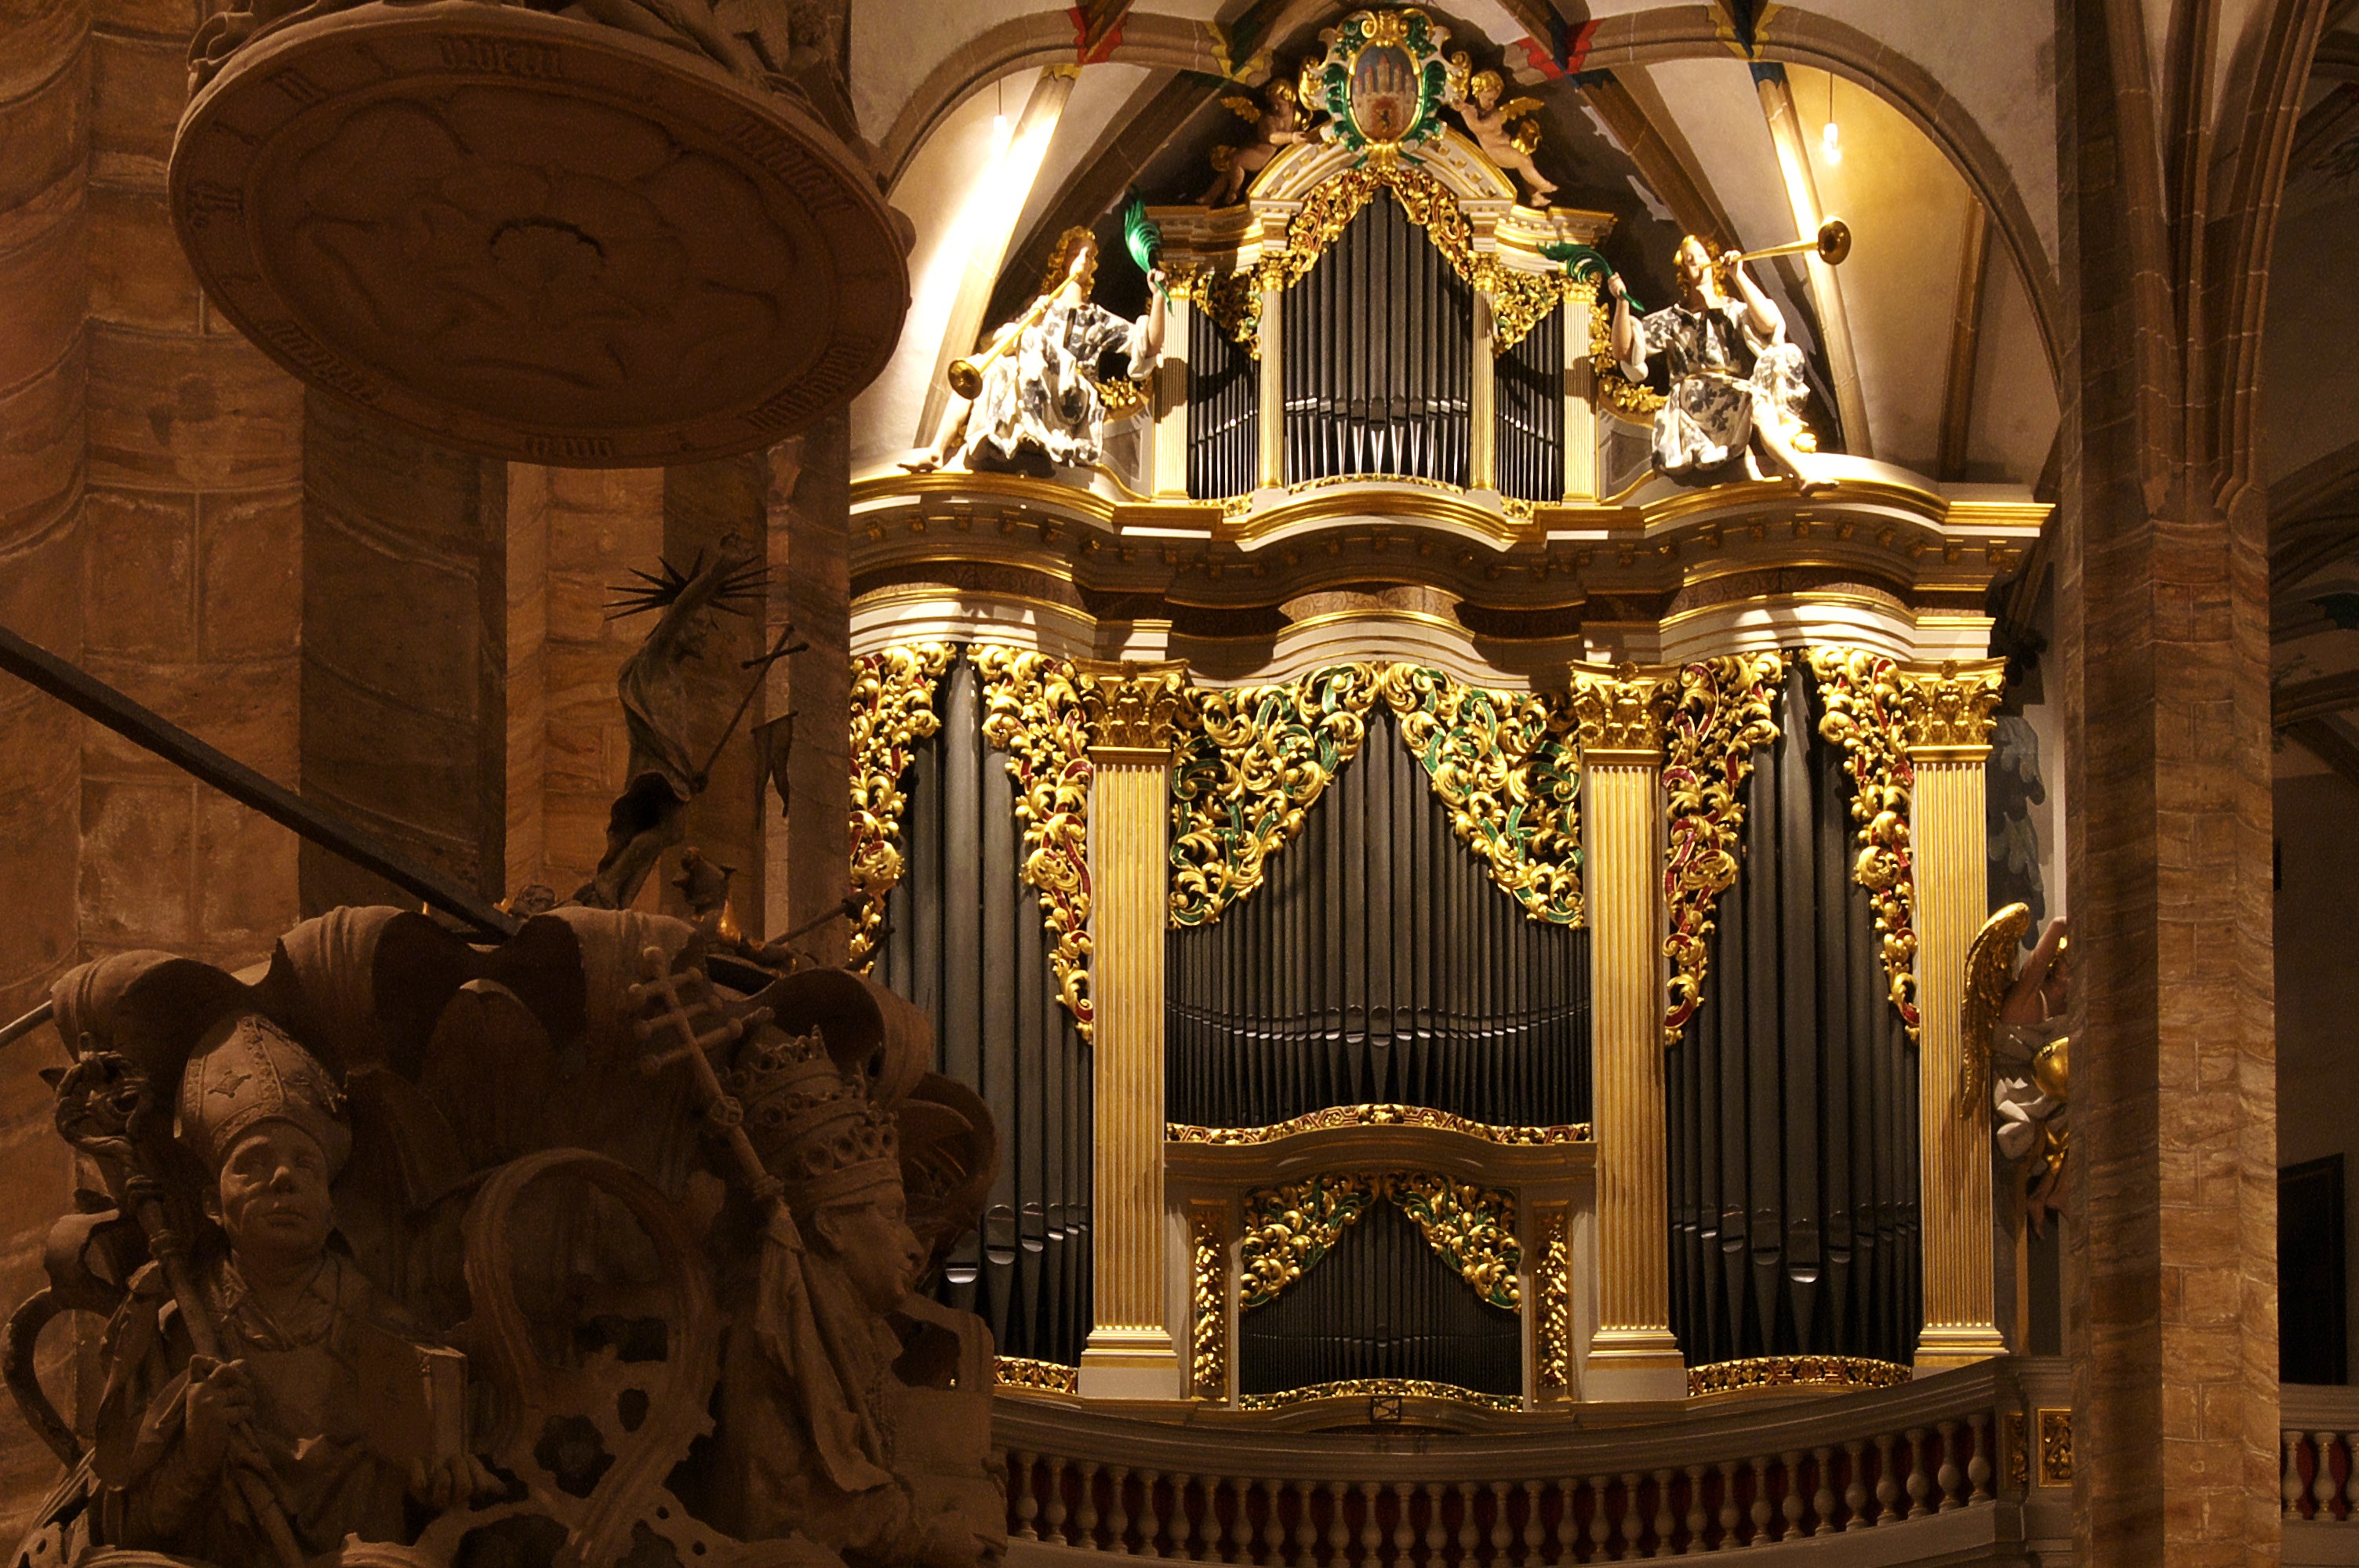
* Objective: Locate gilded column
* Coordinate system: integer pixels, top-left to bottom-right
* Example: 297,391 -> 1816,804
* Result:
1256,288 -> 1283,488
1901,659 -> 2010,1370
1569,664 -> 1685,1399
1077,659 -> 1190,1398
1153,294 -> 1191,498
1561,282 -> 1597,501
1469,291 -> 1497,491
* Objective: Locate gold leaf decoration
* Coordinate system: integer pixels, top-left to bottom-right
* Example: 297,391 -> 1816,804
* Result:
1658,654 -> 1784,1044
1172,164 -> 1579,358
1685,1356 -> 1912,1396
1377,665 -> 1584,924
1535,1210 -> 1571,1393
1077,659 -> 1192,751
975,646 -> 1096,1042
994,1356 -> 1081,1395
1806,648 -> 1921,1039
1169,665 -> 1382,926
1237,1378 -> 1521,1412
1589,296 -> 1667,416
847,643 -> 955,971
1388,1172 -> 1521,1310
1190,1204 -> 1228,1399
1238,1173 -> 1376,1308
1238,1171 -> 1521,1311
1167,1104 -> 1590,1145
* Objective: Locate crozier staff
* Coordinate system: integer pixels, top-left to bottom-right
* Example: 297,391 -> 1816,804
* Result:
907,226 -> 1166,474
1607,235 -> 1826,493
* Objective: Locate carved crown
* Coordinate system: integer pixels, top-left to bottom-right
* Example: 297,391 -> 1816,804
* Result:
727,1025 -> 902,1210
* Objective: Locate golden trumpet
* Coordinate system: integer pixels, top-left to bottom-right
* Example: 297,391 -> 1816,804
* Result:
947,290 -> 1057,399
1726,216 -> 1852,267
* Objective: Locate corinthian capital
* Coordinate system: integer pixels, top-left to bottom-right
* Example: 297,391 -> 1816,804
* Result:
1896,659 -> 2008,753
1567,662 -> 1674,755
1078,659 -> 1192,755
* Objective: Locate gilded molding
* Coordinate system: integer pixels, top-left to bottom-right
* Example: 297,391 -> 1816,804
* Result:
1172,163 -> 1579,357
1170,665 -> 1381,926
1238,1171 -> 1521,1311
1535,1210 -> 1571,1394
1378,665 -> 1584,925
1168,1105 -> 1591,1146
1078,658 -> 1192,753
1685,1356 -> 1914,1396
995,1357 -> 1081,1396
1190,1203 -> 1228,1399
847,643 -> 955,970
1658,654 -> 1785,1045
1806,648 -> 1922,1040
1568,663 -> 1673,754
1237,1378 -> 1521,1413
1238,1174 -> 1376,1308
975,646 -> 1097,1042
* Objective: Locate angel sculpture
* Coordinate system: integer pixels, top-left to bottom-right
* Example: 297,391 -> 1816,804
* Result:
1445,61 -> 1555,206
905,226 -> 1166,475
1963,906 -> 2072,1232
1198,79 -> 1307,206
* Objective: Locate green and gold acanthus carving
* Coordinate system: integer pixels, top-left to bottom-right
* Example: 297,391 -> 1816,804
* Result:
1658,654 -> 1784,1044
1378,665 -> 1583,925
1169,666 -> 1380,926
1238,1171 -> 1521,1311
847,643 -> 955,970
1167,663 -> 1582,927
974,646 -> 1096,1041
1172,162 -> 1582,358
1805,648 -> 1921,1039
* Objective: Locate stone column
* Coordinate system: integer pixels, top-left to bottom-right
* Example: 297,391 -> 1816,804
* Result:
766,416 -> 852,964
1571,665 -> 1685,1400
1900,659 -> 2011,1370
1076,658 -> 1188,1399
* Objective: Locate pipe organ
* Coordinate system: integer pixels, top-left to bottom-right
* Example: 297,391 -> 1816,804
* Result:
849,85 -> 2050,1425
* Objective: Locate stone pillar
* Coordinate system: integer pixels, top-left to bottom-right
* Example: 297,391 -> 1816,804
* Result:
766,414 -> 852,964
1899,659 -> 2010,1370
1572,665 -> 1685,1400
1256,287 -> 1283,488
82,0 -> 301,971
1076,658 -> 1188,1399
663,454 -> 769,931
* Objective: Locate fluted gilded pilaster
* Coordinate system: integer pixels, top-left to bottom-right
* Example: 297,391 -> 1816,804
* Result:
1077,659 -> 1191,1398
1898,659 -> 2012,1370
1569,663 -> 1685,1399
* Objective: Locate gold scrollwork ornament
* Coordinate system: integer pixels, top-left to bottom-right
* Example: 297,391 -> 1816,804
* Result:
1807,648 -> 1922,1038
1190,1205 -> 1228,1399
1170,664 -> 1381,926
847,643 -> 955,969
1238,1174 -> 1376,1308
975,646 -> 1096,1041
1657,654 -> 1783,1044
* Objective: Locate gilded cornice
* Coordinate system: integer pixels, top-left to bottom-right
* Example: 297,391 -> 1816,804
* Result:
1170,665 -> 1381,927
1236,1378 -> 1522,1413
1077,658 -> 1192,757
1377,665 -> 1584,925
1237,1171 -> 1521,1312
1659,654 -> 1785,1046
1168,1105 -> 1590,1147
974,646 -> 1096,1042
846,643 -> 954,971
1805,648 -> 1921,1039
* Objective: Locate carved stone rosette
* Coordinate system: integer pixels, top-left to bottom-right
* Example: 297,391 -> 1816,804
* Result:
1236,1171 -> 1521,1311
1378,665 -> 1585,925
1170,665 -> 1380,926
1806,648 -> 1924,1038
847,643 -> 954,970
1657,654 -> 1784,1044
1189,1203 -> 1229,1400
974,647 -> 1096,1041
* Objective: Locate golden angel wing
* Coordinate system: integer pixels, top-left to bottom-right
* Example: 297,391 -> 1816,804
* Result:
1219,93 -> 1260,123
1960,902 -> 2034,1120
1497,96 -> 1546,121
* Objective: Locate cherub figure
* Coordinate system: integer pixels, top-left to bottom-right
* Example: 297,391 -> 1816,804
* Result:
1606,235 -> 1826,492
1447,63 -> 1555,205
1199,79 -> 1307,206
1965,907 -> 2072,1234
